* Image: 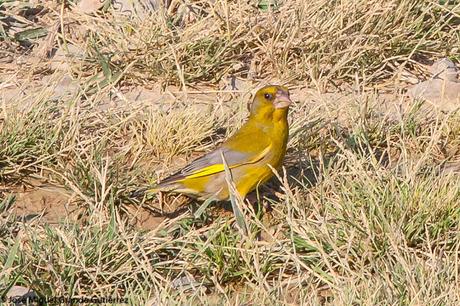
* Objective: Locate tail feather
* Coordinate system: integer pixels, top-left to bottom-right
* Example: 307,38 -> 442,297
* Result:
129,188 -> 148,198
150,181 -> 181,192
130,181 -> 180,198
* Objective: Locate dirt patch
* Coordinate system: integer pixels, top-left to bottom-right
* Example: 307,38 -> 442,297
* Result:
10,186 -> 80,223
7,183 -> 195,230
124,204 -> 167,230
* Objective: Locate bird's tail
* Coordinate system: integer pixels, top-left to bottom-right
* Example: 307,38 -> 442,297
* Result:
129,183 -> 178,198
129,188 -> 148,198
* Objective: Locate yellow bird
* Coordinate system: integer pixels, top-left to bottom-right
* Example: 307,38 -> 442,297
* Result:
148,85 -> 292,201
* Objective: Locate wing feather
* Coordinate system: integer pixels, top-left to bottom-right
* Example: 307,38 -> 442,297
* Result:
157,145 -> 271,185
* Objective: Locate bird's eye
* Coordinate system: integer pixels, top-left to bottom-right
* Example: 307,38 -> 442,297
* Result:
264,93 -> 273,100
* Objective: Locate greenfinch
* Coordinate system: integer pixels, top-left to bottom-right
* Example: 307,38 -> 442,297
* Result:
148,85 -> 292,201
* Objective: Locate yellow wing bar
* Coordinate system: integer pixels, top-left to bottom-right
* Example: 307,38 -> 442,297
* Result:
183,145 -> 271,180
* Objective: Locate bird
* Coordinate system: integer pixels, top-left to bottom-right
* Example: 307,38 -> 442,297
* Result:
145,85 -> 292,201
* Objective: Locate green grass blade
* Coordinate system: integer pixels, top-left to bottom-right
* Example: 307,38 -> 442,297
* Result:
220,151 -> 247,235
194,197 -> 215,219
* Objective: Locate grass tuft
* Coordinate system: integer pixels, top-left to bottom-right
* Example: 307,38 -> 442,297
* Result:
1,0 -> 460,304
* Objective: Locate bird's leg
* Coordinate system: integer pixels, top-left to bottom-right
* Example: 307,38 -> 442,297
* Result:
245,193 -> 259,207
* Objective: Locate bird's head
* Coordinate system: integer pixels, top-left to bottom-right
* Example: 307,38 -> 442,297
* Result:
249,85 -> 292,121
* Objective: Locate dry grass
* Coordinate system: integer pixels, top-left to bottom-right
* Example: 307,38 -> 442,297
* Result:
1,0 -> 460,305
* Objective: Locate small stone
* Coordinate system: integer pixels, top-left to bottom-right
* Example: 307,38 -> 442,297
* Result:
170,274 -> 199,290
6,286 -> 38,306
407,58 -> 460,109
407,79 -> 460,107
76,0 -> 104,14
429,58 -> 458,81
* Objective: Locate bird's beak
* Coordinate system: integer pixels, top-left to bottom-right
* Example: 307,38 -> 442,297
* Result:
274,92 -> 292,109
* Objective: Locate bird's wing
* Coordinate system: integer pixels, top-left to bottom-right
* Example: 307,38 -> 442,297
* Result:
157,144 -> 271,185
